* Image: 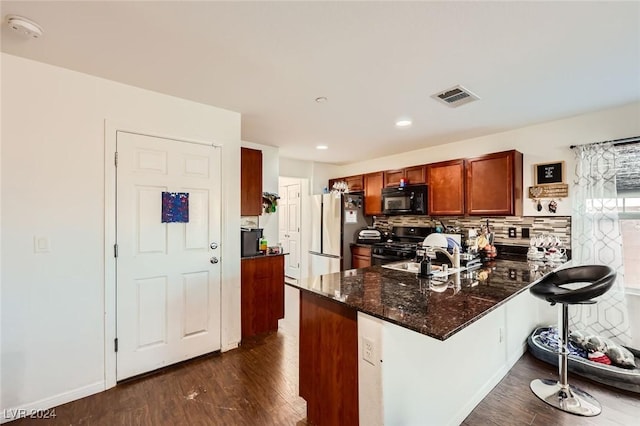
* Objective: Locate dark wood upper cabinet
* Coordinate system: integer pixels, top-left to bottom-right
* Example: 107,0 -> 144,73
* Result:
428,159 -> 465,216
466,150 -> 523,216
329,150 -> 522,218
364,172 -> 384,216
405,165 -> 427,184
240,147 -> 263,216
383,169 -> 405,187
383,165 -> 427,187
345,175 -> 364,192
328,175 -> 363,192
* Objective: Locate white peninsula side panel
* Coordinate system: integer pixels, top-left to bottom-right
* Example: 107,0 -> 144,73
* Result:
379,291 -> 542,425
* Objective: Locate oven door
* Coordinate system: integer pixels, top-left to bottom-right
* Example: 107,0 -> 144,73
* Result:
372,252 -> 415,266
372,253 -> 401,266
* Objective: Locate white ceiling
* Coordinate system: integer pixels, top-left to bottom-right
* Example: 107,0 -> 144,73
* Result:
1,1 -> 639,164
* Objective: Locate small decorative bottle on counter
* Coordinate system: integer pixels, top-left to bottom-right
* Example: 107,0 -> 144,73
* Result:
419,253 -> 432,278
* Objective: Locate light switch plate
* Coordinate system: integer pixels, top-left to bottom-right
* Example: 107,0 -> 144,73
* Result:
34,236 -> 51,253
363,337 -> 375,365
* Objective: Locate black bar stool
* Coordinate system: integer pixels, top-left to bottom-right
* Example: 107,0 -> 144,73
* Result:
529,265 -> 616,416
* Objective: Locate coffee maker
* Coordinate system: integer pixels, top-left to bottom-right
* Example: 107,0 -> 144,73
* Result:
241,228 -> 263,257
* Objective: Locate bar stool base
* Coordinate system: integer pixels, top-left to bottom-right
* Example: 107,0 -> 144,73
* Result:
530,378 -> 601,416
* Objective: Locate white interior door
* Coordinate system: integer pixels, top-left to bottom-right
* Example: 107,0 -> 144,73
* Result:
278,184 -> 288,261
285,184 -> 301,278
116,131 -> 221,380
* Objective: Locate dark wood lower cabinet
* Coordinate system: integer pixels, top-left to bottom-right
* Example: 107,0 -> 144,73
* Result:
240,255 -> 285,339
351,245 -> 372,269
299,292 -> 359,426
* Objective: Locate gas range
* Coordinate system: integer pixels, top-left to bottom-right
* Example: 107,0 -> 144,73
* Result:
371,226 -> 435,265
372,241 -> 419,256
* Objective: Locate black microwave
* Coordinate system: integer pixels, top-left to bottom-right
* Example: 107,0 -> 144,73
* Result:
381,184 -> 428,215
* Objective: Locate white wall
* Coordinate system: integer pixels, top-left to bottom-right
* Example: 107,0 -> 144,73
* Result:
241,141 -> 279,245
280,157 -> 314,180
0,53 -> 242,417
279,157 -> 341,195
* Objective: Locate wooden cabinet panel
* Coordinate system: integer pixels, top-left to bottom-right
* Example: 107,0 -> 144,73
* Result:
328,175 -> 364,192
345,175 -> 364,192
384,169 -> 404,187
241,256 -> 285,339
241,147 -> 263,216
466,150 -> 523,216
428,160 -> 465,216
351,245 -> 372,269
405,165 -> 427,184
300,292 -> 358,426
364,172 -> 384,216
384,166 -> 426,187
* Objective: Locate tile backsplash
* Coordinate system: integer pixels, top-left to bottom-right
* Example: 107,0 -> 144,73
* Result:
374,215 -> 572,248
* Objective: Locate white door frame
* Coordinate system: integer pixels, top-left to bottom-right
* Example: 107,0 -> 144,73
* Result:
103,120 -> 223,389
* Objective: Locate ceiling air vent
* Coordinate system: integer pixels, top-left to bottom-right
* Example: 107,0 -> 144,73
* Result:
431,85 -> 479,108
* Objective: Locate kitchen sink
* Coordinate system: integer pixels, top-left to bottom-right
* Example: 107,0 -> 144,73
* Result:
382,260 -> 467,277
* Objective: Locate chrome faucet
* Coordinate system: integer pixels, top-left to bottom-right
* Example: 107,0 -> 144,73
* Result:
425,246 -> 461,269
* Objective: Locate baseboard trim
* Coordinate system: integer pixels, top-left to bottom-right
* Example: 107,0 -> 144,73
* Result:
1,381 -> 105,423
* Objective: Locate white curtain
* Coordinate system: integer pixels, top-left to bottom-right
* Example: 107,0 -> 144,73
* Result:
571,142 -> 631,345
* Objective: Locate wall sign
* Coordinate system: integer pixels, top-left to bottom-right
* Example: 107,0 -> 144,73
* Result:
534,161 -> 565,185
528,184 -> 569,199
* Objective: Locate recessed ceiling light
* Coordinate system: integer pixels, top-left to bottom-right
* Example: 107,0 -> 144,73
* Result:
316,145 -> 329,150
395,119 -> 412,127
315,97 -> 328,103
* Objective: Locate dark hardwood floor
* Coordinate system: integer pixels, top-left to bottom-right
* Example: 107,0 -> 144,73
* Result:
10,331 -> 307,426
463,353 -> 640,426
9,327 -> 639,425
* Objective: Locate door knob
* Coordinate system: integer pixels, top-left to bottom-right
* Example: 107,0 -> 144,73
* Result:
210,242 -> 218,250
210,256 -> 219,264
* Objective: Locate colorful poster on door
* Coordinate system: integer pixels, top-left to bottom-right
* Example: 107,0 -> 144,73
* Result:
161,192 -> 189,223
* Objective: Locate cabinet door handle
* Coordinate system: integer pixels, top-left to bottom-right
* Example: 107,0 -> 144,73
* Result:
210,257 -> 219,264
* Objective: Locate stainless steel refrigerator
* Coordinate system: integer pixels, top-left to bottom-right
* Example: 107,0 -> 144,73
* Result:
309,193 -> 370,276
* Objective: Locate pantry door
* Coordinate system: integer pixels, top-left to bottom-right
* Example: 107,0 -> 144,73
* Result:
116,131 -> 221,380
284,183 -> 301,279
278,182 -> 302,279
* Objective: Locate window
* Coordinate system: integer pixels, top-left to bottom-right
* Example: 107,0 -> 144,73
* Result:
615,141 -> 640,290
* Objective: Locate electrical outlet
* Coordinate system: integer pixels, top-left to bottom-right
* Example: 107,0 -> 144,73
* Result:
363,337 -> 375,365
522,227 -> 530,238
508,227 -> 517,238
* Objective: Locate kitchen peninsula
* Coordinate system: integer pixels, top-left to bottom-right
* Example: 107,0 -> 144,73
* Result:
288,258 -> 562,425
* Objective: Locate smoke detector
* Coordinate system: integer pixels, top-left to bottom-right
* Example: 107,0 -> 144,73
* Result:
431,85 -> 479,108
6,15 -> 43,39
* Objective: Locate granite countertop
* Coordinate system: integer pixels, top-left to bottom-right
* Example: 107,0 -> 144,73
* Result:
241,252 -> 288,260
287,258 -> 568,341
